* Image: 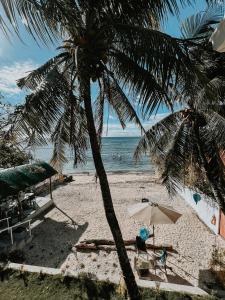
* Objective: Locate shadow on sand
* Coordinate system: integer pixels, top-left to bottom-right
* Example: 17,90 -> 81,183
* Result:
198,269 -> 225,298
24,218 -> 88,268
165,273 -> 192,286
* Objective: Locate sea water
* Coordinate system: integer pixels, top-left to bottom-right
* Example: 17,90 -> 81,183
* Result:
33,137 -> 154,174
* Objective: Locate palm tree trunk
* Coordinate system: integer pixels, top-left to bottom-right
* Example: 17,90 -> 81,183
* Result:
79,71 -> 140,300
194,124 -> 225,213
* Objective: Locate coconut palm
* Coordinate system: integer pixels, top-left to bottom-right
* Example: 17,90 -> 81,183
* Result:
0,1 -> 211,299
134,107 -> 225,212
135,4 -> 225,213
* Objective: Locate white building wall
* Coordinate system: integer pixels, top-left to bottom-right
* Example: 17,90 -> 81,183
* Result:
177,186 -> 220,235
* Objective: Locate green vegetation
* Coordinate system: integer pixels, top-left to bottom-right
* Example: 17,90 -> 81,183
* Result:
0,100 -> 31,168
0,140 -> 31,169
0,270 -> 218,300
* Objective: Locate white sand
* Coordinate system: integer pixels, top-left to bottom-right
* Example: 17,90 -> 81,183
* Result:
24,173 -> 225,287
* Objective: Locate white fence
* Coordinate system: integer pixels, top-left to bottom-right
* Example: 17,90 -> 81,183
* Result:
0,219 -> 32,245
176,186 -> 220,235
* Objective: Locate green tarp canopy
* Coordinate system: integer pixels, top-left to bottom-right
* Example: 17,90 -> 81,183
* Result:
0,161 -> 57,200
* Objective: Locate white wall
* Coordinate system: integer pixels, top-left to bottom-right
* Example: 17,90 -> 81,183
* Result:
177,186 -> 220,235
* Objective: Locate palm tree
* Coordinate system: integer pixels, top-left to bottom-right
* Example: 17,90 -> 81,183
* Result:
135,4 -> 225,213
0,1 -> 208,298
135,107 -> 225,212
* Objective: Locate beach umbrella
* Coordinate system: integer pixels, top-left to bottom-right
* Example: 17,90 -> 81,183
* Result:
128,202 -> 182,247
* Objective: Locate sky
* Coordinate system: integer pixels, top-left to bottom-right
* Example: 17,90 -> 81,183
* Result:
0,1 -> 213,137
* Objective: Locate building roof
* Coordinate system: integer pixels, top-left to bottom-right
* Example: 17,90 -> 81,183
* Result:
0,161 -> 57,200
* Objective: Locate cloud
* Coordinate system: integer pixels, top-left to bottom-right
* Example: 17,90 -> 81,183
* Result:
0,60 -> 37,95
103,112 -> 169,137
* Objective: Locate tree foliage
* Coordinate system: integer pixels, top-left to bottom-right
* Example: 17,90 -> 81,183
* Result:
0,101 -> 31,168
135,4 -> 225,210
0,1 -> 207,173
0,139 -> 31,168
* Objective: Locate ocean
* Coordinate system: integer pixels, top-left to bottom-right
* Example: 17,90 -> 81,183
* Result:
33,137 -> 155,174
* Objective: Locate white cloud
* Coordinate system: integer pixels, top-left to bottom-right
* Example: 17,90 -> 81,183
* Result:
0,60 -> 37,95
103,112 -> 169,137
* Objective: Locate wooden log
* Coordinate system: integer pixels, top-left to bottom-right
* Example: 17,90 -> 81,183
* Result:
80,239 -> 115,245
75,242 -> 174,252
80,236 -> 154,246
75,244 -> 135,252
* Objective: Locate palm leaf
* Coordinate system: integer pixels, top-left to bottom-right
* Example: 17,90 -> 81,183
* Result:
203,110 -> 225,150
50,96 -> 88,171
162,120 -> 192,195
134,111 -> 182,161
110,50 -> 173,117
102,72 -> 145,131
181,4 -> 224,39
7,68 -> 70,146
17,52 -> 70,90
94,80 -> 105,142
114,24 -> 194,89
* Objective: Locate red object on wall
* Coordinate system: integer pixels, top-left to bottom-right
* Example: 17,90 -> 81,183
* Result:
219,210 -> 225,239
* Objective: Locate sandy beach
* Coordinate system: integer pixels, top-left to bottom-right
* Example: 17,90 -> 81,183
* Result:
23,172 -> 225,288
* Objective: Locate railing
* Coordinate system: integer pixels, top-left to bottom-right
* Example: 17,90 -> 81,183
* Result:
0,217 -> 11,233
0,219 -> 31,245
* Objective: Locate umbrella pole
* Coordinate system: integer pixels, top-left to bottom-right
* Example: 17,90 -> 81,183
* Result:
153,225 -> 155,252
49,177 -> 53,200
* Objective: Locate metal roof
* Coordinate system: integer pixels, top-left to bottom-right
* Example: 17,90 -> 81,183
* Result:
0,161 -> 57,199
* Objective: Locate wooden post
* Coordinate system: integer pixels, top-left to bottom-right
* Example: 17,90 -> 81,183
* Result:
28,220 -> 31,236
49,177 -> 53,200
10,228 -> 13,245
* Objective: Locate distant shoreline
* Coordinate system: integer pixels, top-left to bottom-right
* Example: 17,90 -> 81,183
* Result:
34,136 -> 154,174
65,169 -> 156,176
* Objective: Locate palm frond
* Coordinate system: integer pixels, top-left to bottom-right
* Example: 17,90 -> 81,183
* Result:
195,126 -> 225,200
17,52 -> 70,90
110,24 -> 205,114
134,111 -> 182,161
50,115 -> 69,173
0,0 -> 59,44
110,50 -> 173,117
162,121 -> 192,195
50,95 -> 88,171
8,68 -> 70,146
181,4 -> 223,39
114,25 -> 193,86
0,0 -> 195,44
103,72 -> 144,131
94,80 -> 105,142
93,0 -> 194,25
203,110 -> 225,150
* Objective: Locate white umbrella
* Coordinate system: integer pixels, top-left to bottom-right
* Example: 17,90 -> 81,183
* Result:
128,202 -> 182,246
210,18 -> 225,52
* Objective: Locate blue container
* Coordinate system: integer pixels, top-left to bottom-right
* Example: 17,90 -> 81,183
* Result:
139,227 -> 150,241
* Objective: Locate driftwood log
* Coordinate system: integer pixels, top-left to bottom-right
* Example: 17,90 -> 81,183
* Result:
76,239 -> 174,253
76,244 -> 135,252
80,237 -> 154,246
